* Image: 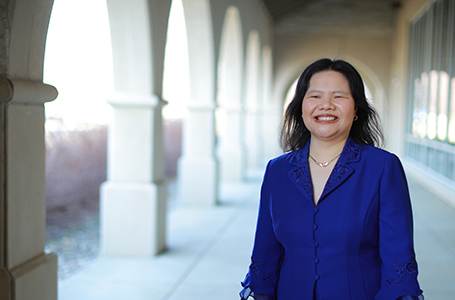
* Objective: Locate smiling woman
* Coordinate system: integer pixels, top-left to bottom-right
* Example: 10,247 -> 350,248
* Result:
240,59 -> 424,300
280,59 -> 383,153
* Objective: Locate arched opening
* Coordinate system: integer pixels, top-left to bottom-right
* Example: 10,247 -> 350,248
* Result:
243,31 -> 262,170
260,45 -> 281,160
216,6 -> 244,182
43,0 -> 113,279
162,0 -> 190,197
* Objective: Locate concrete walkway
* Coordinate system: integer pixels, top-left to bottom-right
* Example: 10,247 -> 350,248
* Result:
58,170 -> 455,300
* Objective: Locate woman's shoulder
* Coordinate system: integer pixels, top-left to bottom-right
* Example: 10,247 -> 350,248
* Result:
362,143 -> 397,157
268,147 -> 306,167
360,144 -> 403,166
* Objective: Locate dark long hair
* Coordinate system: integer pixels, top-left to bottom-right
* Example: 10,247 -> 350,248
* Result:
279,58 -> 384,152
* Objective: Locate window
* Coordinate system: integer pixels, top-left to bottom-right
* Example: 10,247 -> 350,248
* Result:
406,0 -> 455,181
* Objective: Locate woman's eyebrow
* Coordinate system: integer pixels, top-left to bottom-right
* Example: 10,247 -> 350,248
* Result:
331,90 -> 351,95
306,89 -> 350,95
306,89 -> 322,94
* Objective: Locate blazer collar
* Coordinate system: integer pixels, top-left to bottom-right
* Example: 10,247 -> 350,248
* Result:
288,137 -> 362,205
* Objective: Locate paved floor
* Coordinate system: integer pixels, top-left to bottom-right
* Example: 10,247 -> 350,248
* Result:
58,170 -> 455,300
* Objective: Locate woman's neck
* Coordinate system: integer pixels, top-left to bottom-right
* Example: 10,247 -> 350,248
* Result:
309,137 -> 347,161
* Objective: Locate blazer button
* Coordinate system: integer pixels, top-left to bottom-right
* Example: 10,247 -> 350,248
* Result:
315,258 -> 319,263
313,224 -> 318,230
313,207 -> 319,213
315,274 -> 320,280
314,241 -> 319,247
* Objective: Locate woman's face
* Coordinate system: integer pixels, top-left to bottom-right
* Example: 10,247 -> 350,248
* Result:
301,70 -> 357,144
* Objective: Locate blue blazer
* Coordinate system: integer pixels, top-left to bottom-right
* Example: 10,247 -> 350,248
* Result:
241,138 -> 423,300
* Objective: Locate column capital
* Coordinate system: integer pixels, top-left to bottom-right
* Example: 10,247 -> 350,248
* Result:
0,77 -> 58,104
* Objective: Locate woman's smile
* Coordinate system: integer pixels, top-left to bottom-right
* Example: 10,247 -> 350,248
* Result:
314,114 -> 338,122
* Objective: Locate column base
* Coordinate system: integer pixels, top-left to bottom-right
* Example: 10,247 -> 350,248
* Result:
0,253 -> 58,300
100,181 -> 167,256
177,157 -> 218,204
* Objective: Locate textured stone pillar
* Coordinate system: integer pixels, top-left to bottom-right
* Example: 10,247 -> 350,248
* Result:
0,78 -> 58,300
100,95 -> 167,256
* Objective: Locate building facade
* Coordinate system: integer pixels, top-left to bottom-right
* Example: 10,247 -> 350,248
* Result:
0,0 -> 453,298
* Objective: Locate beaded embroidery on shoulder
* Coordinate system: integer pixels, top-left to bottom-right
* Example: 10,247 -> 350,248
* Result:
323,138 -> 360,190
340,138 -> 361,163
289,144 -> 309,166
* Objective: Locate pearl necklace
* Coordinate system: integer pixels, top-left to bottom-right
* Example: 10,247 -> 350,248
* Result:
309,153 -> 341,167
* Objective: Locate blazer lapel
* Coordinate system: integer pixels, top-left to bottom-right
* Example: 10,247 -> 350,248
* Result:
287,138 -> 362,205
288,142 -> 314,205
319,138 -> 361,201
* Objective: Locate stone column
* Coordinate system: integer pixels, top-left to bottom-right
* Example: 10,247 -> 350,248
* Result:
244,32 -> 261,171
244,104 -> 262,169
101,0 -> 170,256
178,103 -> 218,204
216,6 -> 245,183
179,0 -> 219,204
100,94 -> 167,256
217,103 -> 245,182
0,78 -> 58,300
262,104 -> 282,161
260,46 -> 281,163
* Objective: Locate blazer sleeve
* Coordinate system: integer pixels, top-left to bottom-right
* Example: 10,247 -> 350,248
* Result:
240,161 -> 283,300
374,154 -> 423,299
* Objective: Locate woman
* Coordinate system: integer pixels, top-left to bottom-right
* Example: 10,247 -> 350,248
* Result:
240,59 -> 423,300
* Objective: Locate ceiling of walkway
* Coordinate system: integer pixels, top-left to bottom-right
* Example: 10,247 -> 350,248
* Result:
260,0 -> 400,36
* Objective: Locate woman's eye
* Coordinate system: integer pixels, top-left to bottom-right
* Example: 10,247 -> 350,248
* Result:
304,94 -> 321,99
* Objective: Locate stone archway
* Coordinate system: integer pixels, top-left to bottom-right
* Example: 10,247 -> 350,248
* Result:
0,0 -> 58,299
261,45 -> 281,161
100,0 -> 171,256
244,30 -> 262,170
178,0 -> 219,204
217,6 -> 245,182
342,56 -> 388,130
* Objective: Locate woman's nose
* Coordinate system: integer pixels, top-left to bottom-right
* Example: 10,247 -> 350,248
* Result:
318,96 -> 334,109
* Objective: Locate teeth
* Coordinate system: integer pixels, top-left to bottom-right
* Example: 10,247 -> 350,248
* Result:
317,116 -> 336,121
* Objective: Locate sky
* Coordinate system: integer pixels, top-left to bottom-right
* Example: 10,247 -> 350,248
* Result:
44,0 -> 189,131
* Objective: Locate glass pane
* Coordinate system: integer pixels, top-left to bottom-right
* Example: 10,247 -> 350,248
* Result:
427,70 -> 438,139
418,72 -> 429,138
412,77 -> 422,137
438,71 -> 449,141
449,77 -> 455,144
